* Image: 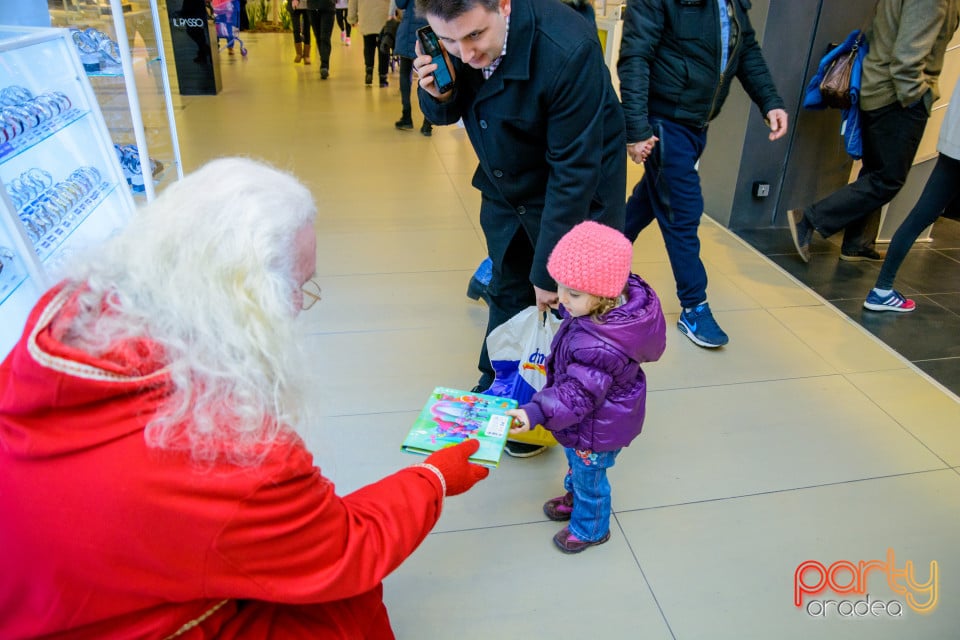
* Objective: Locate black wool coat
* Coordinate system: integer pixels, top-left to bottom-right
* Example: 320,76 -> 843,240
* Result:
419,0 -> 626,291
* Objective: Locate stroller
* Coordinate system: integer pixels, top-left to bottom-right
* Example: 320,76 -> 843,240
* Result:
212,0 -> 248,56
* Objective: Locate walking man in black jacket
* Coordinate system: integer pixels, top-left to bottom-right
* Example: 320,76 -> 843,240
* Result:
618,0 -> 787,349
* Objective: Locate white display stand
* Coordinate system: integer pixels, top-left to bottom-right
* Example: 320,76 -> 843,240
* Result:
0,26 -> 135,357
47,0 -> 183,202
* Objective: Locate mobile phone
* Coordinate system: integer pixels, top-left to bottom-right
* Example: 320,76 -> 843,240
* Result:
416,25 -> 455,94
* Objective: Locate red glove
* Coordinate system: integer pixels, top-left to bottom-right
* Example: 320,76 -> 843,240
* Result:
422,438 -> 490,496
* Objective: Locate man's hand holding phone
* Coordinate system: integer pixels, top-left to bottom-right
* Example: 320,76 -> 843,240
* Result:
415,25 -> 456,100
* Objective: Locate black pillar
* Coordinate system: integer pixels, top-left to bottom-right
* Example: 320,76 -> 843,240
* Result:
165,0 -> 222,96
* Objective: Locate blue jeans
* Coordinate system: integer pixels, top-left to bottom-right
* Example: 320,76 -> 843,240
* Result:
624,117 -> 709,309
563,447 -> 621,542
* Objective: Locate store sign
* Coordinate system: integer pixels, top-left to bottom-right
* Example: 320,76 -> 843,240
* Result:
170,17 -> 206,29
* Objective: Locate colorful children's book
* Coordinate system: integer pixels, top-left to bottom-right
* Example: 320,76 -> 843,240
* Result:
402,387 -> 518,468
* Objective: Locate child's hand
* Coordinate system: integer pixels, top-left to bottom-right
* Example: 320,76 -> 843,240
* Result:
506,409 -> 532,435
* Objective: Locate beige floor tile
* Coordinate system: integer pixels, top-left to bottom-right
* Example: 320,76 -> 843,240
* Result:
309,170 -> 458,197
768,305 -> 910,374
651,308 -> 836,390
630,225 -> 672,264
313,192 -> 475,233
435,150 -> 482,175
718,258 -> 824,310
303,325 -> 485,416
618,471 -> 960,639
384,522 -> 674,639
314,228 -> 487,276
632,261 -> 762,316
299,271 -> 487,334
846,369 -> 960,465
447,171 -> 483,215
614,376 -> 947,510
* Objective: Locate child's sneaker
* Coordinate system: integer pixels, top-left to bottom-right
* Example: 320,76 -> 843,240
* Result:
345,36 -> 351,46
340,31 -> 345,43
543,492 -> 573,521
553,526 -> 610,554
863,289 -> 916,313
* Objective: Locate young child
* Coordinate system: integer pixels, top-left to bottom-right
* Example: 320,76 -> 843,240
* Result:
507,221 -> 666,554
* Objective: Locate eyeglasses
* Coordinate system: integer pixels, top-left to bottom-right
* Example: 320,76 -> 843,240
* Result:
301,278 -> 322,310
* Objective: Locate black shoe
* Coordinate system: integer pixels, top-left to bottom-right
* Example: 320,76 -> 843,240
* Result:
420,122 -> 433,137
320,68 -> 329,80
395,118 -> 414,130
504,440 -> 547,458
840,248 -> 884,262
364,69 -> 373,85
466,276 -> 491,305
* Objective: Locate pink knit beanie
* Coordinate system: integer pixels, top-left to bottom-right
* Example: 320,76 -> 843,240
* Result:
547,221 -> 633,298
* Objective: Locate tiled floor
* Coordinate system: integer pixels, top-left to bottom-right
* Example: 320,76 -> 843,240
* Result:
738,218 -> 960,397
172,32 -> 960,639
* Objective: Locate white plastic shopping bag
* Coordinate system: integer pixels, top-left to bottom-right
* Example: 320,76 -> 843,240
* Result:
485,307 -> 562,446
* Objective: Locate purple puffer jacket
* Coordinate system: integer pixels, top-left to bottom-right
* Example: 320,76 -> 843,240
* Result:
520,274 -> 666,451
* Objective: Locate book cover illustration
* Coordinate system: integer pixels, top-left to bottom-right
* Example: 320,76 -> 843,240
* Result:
402,387 -> 518,468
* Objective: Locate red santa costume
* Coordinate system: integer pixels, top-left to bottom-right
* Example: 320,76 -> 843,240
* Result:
0,285 -> 445,639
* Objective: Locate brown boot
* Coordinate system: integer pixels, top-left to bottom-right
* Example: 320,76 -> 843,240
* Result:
294,42 -> 303,63
302,47 -> 311,65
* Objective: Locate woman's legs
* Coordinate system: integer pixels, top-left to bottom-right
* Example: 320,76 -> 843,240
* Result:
309,10 -> 335,76
290,9 -> 310,62
377,37 -> 389,86
298,10 -> 311,48
335,9 -> 351,41
875,154 -> 960,290
363,33 -> 378,84
396,56 -> 413,127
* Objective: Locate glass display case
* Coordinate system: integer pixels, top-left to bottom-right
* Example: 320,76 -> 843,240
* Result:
47,0 -> 183,202
0,26 -> 135,357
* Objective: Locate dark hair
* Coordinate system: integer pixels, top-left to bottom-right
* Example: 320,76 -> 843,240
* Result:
416,0 -> 499,21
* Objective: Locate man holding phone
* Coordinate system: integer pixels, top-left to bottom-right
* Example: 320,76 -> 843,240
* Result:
618,0 -> 788,349
414,0 -> 626,456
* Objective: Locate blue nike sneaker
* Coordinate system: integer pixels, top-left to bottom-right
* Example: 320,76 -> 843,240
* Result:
678,302 -> 729,348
